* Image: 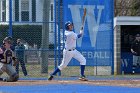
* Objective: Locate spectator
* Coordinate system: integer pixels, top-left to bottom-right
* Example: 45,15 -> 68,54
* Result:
131,34 -> 140,73
15,39 -> 28,76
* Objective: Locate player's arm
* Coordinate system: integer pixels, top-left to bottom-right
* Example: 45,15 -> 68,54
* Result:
12,51 -> 16,61
131,41 -> 137,55
131,48 -> 137,55
0,48 -> 3,61
0,48 -> 3,54
12,51 -> 19,66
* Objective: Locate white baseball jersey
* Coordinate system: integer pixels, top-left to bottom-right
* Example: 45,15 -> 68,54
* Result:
64,30 -> 77,50
58,30 -> 86,70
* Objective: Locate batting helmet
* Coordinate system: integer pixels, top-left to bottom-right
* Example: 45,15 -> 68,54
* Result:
3,36 -> 13,44
65,21 -> 73,30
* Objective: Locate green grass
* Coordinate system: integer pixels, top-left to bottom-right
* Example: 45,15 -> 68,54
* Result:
13,64 -> 95,78
18,64 -> 95,78
1,64 -> 140,79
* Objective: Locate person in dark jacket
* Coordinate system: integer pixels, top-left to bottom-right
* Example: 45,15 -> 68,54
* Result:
131,34 -> 140,69
15,39 -> 28,76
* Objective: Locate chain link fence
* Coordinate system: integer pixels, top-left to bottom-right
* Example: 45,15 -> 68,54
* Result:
0,0 -> 92,79
0,0 -> 57,79
1,0 -> 139,80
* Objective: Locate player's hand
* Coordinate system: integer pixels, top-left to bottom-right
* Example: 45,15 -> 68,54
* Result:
80,29 -> 83,34
13,60 -> 19,66
132,51 -> 137,55
81,26 -> 83,30
80,26 -> 84,34
12,57 -> 19,66
134,52 -> 137,55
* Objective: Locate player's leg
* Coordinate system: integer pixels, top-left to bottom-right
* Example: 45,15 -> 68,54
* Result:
73,50 -> 86,76
73,50 -> 87,81
5,64 -> 19,82
0,63 -> 6,81
20,59 -> 28,76
48,50 -> 73,80
15,61 -> 19,75
133,55 -> 137,66
132,55 -> 139,74
48,67 -> 60,80
0,69 -> 4,81
137,56 -> 140,67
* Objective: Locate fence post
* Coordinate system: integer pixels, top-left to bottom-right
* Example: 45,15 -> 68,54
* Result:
41,0 -> 50,73
9,0 -> 12,37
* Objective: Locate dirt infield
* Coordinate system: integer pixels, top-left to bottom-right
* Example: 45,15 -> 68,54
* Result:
0,80 -> 140,87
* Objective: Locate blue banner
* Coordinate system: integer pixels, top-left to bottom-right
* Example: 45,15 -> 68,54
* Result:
63,0 -> 114,66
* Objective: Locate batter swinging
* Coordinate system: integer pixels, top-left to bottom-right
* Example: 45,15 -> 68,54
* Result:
48,21 -> 88,81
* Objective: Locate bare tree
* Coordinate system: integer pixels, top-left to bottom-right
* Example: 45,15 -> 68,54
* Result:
131,0 -> 140,16
115,0 -> 140,16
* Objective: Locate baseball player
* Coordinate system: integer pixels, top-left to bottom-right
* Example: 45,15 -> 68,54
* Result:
48,21 -> 88,81
0,37 -> 19,82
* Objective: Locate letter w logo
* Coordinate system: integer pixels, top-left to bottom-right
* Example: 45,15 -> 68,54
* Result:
68,5 -> 104,47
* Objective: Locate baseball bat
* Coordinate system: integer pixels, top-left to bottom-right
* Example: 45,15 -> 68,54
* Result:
82,8 -> 87,26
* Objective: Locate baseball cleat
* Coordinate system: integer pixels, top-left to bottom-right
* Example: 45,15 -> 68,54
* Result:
79,76 -> 88,81
48,75 -> 54,81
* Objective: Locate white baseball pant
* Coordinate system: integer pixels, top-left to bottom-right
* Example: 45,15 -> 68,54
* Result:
58,49 -> 86,70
